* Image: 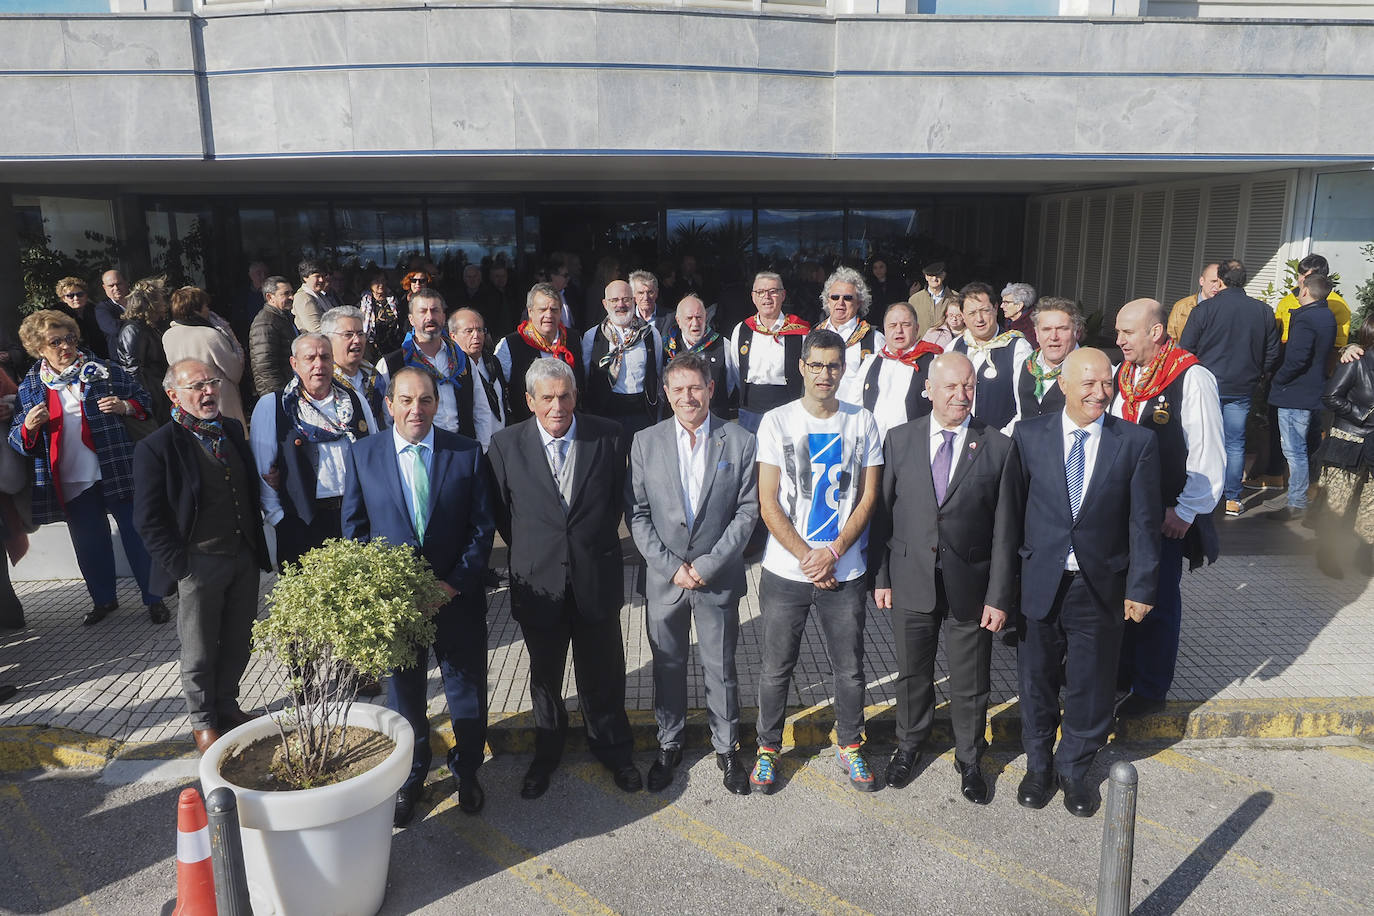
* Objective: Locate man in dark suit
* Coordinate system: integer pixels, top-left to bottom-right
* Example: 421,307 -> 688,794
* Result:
488,357 -> 641,799
133,358 -> 272,754
342,367 -> 495,826
873,352 -> 1021,804
1012,348 -> 1162,817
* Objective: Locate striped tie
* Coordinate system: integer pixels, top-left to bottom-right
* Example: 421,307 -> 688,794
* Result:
1066,428 -> 1088,521
406,443 -> 430,543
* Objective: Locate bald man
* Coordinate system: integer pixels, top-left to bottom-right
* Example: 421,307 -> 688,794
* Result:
582,279 -> 664,437
1012,348 -> 1161,817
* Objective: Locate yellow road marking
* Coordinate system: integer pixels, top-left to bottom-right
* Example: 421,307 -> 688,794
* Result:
790,757 -> 1094,915
1324,745 -> 1374,766
0,726 -> 115,772
428,793 -> 619,916
571,762 -> 874,916
0,784 -> 97,912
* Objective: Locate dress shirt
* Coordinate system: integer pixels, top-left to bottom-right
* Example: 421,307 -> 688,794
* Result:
819,316 -> 886,405
581,323 -> 663,395
392,425 -> 435,531
1006,347 -> 1074,435
927,415 -> 971,493
726,314 -> 791,391
376,345 -> 459,434
863,354 -> 921,439
675,415 -> 711,529
1110,362 -> 1225,524
536,415 -> 578,482
1060,411 -> 1105,572
469,356 -> 503,449
494,335 -> 560,387
250,389 -> 378,527
558,290 -> 575,331
944,331 -> 1034,374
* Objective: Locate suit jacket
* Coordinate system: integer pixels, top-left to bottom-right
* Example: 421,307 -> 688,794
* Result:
873,417 -> 1021,621
132,418 -> 272,597
1012,412 -> 1162,620
488,413 -> 626,624
626,414 -> 759,606
341,427 -> 493,598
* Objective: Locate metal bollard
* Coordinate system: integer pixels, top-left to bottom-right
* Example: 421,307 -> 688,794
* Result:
205,786 -> 253,915
1096,760 -> 1139,916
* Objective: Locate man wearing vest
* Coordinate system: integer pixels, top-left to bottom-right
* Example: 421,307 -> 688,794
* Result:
449,308 -> 508,451
323,306 -> 385,427
1112,299 -> 1225,719
946,281 -> 1033,432
377,289 -> 474,439
908,261 -> 951,340
250,333 -> 377,570
727,271 -> 811,434
581,279 -> 663,438
815,266 -> 885,406
1008,297 -> 1083,433
495,282 -> 585,425
663,294 -> 731,417
857,301 -> 942,439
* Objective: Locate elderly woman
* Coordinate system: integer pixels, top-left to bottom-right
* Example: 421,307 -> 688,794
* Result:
53,276 -> 109,360
920,293 -> 966,349
8,310 -> 165,624
114,277 -> 172,424
1000,281 -> 1039,347
162,286 -> 247,427
358,271 -> 403,360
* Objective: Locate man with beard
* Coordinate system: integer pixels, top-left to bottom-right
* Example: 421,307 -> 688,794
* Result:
814,266 -> 884,406
496,283 -> 585,424
857,301 -> 943,439
1008,297 -> 1083,432
946,282 -> 1033,432
662,294 -> 730,416
323,306 -> 385,425
377,288 -> 473,439
581,279 -> 663,437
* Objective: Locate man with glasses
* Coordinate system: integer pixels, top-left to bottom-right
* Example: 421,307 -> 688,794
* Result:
814,266 -> 884,405
582,279 -> 663,437
726,271 -> 811,433
53,276 -> 109,359
134,359 -> 272,753
751,329 -> 883,795
324,306 -> 386,426
449,308 -> 507,450
946,281 -> 1033,432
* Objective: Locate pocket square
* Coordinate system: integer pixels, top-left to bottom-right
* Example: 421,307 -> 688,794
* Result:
717,460 -> 731,469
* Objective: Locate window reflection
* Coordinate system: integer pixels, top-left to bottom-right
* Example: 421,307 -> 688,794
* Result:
334,203 -> 423,272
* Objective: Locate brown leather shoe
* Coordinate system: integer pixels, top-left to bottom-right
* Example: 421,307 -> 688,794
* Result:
194,728 -> 222,754
218,707 -> 257,730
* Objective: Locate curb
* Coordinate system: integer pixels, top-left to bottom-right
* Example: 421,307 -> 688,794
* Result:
3,697 -> 1371,775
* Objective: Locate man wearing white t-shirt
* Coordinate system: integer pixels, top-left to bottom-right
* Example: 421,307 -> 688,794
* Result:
752,328 -> 884,795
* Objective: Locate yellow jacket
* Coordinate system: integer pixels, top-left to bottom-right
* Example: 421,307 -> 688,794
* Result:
1275,288 -> 1349,347
1167,293 -> 1198,341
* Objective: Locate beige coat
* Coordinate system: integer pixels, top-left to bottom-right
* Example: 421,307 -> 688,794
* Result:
292,287 -> 326,333
162,314 -> 247,427
907,289 -> 947,340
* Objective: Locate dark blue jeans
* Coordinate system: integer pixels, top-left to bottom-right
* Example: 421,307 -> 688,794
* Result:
64,482 -> 158,607
1220,396 -> 1251,501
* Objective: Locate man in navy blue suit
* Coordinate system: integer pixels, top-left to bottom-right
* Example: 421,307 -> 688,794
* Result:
1012,348 -> 1161,818
342,366 -> 495,827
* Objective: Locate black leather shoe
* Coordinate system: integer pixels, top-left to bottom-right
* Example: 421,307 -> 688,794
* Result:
147,601 -> 170,624
611,764 -> 643,793
457,775 -> 485,814
1114,692 -> 1166,719
646,746 -> 682,793
957,761 -> 989,804
1017,769 -> 1055,810
1059,774 -> 1098,817
0,603 -> 25,630
521,764 -> 552,800
83,601 -> 118,626
393,784 -> 422,827
885,748 -> 920,789
717,750 -> 750,795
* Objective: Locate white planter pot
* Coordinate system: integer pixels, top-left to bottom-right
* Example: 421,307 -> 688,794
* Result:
198,703 -> 413,916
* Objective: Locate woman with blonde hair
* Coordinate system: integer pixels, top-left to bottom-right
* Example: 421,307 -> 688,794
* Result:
162,286 -> 247,427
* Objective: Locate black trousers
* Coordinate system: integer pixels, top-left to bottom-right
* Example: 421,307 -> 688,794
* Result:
891,573 -> 992,767
274,500 -> 342,571
519,593 -> 634,771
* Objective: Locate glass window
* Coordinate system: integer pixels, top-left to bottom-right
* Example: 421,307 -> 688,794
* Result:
757,207 -> 842,271
426,206 -> 518,279
665,206 -> 754,305
146,208 -> 211,288
334,202 -> 423,273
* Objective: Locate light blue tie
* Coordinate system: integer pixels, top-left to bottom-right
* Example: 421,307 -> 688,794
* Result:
1066,428 -> 1088,521
406,443 -> 430,543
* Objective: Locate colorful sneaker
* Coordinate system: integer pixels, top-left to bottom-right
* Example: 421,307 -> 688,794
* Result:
1225,500 -> 1245,517
836,743 -> 877,792
751,747 -> 779,794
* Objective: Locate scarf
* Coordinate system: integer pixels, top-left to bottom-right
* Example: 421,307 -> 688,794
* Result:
40,354 -> 103,391
745,313 -> 809,337
879,340 -> 943,370
597,316 -> 653,380
1116,339 -> 1200,423
517,320 -> 576,367
281,376 -> 357,443
333,361 -> 378,399
664,326 -> 720,362
819,318 -> 873,350
960,328 -> 1023,361
1026,351 -> 1066,398
401,330 -> 467,389
172,406 -> 228,462
359,293 -> 399,341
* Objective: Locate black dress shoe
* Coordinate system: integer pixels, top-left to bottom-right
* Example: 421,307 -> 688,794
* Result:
147,601 -> 170,624
0,684 -> 18,704
1059,774 -> 1098,817
611,764 -> 643,793
83,601 -> 118,626
0,603 -> 25,630
1114,692 -> 1166,719
646,746 -> 682,793
521,764 -> 552,800
1017,769 -> 1055,810
957,761 -> 989,804
394,784 -> 422,827
885,748 -> 920,789
717,750 -> 750,795
457,775 -> 485,814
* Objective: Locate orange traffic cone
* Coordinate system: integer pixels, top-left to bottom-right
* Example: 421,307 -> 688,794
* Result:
171,787 -> 216,915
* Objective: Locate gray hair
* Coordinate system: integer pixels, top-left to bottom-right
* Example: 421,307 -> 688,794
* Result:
526,282 -> 561,313
290,332 -> 331,358
664,352 -> 711,388
628,269 -> 659,293
1031,296 -> 1085,335
1001,282 -> 1037,310
883,301 -> 919,324
753,271 -> 783,288
821,266 -> 872,318
262,275 -> 290,298
525,355 -> 577,394
164,358 -> 211,391
319,305 -> 364,336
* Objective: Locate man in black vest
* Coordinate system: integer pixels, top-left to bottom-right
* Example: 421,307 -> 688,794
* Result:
726,271 -> 811,433
858,301 -> 942,439
662,294 -> 731,416
249,333 -> 377,570
449,307 -> 508,450
948,282 -> 1032,432
581,279 -> 663,438
1008,297 -> 1082,433
323,306 -> 385,426
134,358 -> 272,754
1112,298 -> 1224,718
377,289 -> 474,440
495,283 -> 585,425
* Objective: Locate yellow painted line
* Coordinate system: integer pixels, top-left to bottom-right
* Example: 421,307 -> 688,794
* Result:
570,762 -> 874,916
428,793 -> 619,916
1324,745 -> 1374,765
0,785 -> 97,912
0,727 -> 116,772
790,758 -> 1094,915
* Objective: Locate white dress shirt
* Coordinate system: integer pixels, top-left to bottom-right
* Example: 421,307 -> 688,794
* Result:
376,347 -> 459,434
726,315 -> 791,391
676,416 -> 711,529
1060,411 -> 1105,571
1006,347 -> 1074,435
819,316 -> 886,406
927,415 -> 971,493
392,425 -> 435,531
860,353 -> 922,440
581,324 -> 663,395
469,357 -> 504,449
494,335 -> 563,388
56,383 -> 100,500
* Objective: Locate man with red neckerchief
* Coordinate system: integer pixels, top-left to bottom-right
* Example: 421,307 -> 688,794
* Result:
726,271 -> 810,433
495,282 -> 584,424
857,301 -> 942,439
1111,298 -> 1224,719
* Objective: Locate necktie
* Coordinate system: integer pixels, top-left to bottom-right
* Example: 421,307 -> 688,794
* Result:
549,438 -> 567,479
932,429 -> 955,505
1066,428 -> 1088,521
406,443 -> 430,542
478,364 -> 501,418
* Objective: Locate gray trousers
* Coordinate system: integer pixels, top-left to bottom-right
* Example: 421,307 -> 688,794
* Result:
645,586 -> 741,755
177,550 -> 261,730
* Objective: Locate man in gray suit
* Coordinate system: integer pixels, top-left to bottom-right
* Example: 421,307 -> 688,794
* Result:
627,353 -> 759,795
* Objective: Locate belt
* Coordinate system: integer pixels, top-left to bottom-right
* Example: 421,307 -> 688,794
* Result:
315,496 -> 344,512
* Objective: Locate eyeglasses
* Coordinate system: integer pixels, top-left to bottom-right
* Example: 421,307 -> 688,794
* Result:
828,294 -> 856,302
46,334 -> 79,348
62,292 -> 86,300
753,288 -> 784,297
329,330 -> 366,340
454,327 -> 487,335
803,361 -> 843,375
172,378 -> 224,392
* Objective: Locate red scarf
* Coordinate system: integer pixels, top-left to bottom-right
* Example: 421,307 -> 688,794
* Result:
880,340 -> 943,370
518,320 -> 576,367
1116,339 -> 1199,423
745,313 -> 809,337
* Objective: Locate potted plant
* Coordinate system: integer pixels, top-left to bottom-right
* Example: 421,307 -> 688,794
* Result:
199,537 -> 446,916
